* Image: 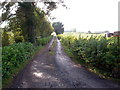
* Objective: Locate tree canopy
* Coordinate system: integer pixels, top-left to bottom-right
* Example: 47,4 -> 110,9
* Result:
0,1 -> 66,46
52,22 -> 64,35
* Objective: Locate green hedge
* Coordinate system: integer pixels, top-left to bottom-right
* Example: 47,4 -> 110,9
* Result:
36,36 -> 52,46
60,35 -> 120,79
2,42 -> 36,79
2,36 -> 52,87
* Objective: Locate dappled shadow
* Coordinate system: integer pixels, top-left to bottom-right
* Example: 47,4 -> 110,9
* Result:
11,37 -> 120,88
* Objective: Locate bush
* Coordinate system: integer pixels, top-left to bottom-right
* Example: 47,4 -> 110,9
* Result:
60,34 -> 120,78
15,36 -> 24,43
2,42 -> 35,79
36,36 -> 52,46
2,36 -> 52,87
2,31 -> 10,46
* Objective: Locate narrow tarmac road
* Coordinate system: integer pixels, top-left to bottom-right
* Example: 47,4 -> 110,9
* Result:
11,37 -> 120,88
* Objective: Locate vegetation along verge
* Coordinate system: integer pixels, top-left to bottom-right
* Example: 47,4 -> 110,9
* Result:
57,33 -> 120,82
2,36 -> 52,88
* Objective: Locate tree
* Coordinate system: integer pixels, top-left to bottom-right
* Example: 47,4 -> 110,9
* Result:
104,30 -> 109,33
1,1 -> 66,44
88,31 -> 91,34
1,1 -> 67,23
17,2 -> 36,43
52,22 -> 64,34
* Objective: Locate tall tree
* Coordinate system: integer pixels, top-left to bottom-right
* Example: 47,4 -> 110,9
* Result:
17,2 -> 36,43
52,22 -> 64,34
1,1 -> 67,44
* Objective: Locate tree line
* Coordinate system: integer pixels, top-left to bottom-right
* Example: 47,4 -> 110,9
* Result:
1,1 -> 65,46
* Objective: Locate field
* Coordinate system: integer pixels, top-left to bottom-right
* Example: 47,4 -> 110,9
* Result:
58,32 -> 120,79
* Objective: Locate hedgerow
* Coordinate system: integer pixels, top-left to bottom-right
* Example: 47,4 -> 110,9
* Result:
2,36 -> 52,87
59,34 -> 120,79
2,42 -> 35,79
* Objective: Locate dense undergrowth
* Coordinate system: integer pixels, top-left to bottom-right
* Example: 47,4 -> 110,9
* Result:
2,36 -> 52,87
58,34 -> 120,79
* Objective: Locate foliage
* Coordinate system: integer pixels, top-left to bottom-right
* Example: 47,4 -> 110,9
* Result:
2,36 -> 51,87
1,1 -> 65,23
14,36 -> 24,43
34,9 -> 54,38
2,30 -> 17,46
36,36 -> 52,46
1,1 -> 65,87
52,22 -> 64,34
59,33 -> 120,79
1,2 -> 54,45
2,31 -> 10,46
2,42 -> 35,79
1,1 -> 67,45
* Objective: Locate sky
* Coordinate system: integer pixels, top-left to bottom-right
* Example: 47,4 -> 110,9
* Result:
0,0 -> 119,33
50,0 -> 120,33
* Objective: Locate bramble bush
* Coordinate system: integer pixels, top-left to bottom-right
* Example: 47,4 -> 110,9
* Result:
59,34 -> 120,78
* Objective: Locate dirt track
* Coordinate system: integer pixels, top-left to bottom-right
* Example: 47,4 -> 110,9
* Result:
10,37 -> 120,88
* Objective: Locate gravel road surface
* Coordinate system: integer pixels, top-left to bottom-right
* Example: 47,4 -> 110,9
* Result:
10,37 -> 120,88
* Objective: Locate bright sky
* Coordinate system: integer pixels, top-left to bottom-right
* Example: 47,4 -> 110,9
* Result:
0,0 -> 119,33
50,0 -> 120,33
